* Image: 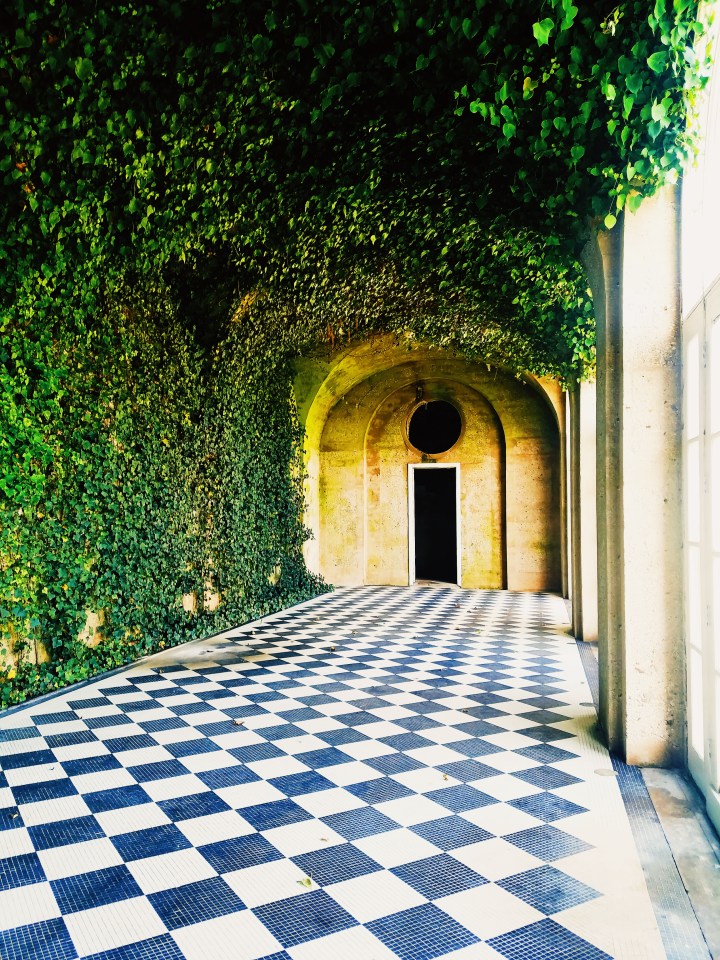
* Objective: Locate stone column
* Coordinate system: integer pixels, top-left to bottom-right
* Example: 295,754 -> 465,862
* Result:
579,380 -> 598,643
586,183 -> 685,766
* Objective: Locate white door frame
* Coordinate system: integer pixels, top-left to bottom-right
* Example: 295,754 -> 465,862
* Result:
408,463 -> 462,586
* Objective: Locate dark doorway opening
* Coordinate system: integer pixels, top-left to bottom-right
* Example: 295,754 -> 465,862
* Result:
414,468 -> 458,584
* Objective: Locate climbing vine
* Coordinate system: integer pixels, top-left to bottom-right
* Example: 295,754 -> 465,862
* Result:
0,0 -> 712,705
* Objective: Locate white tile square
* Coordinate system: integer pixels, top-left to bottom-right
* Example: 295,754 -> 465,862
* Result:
5,763 -> 65,787
438,883 -> 543,940
292,786 -> 366,817
172,905 -> 282,960
327,869 -> 424,922
19,794 -> 92,827
393,767 -> 457,794
151,727 -> 205,746
358,721 -> 406,740
70,767 -> 137,794
246,756 -> 310,779
38,837 -> 124,880
140,774 -> 209,803
479,751 -> 539,774
406,744 -> 469,767
0,827 -> 35,857
279,734 -> 328,754
115,746 -> 174,767
462,803 -> 541,835
176,810 -> 255,846
287,924 -> 398,960
127,848 -> 217,893
223,859 -> 309,906
94,724 -> 146,741
262,820 -> 345,857
482,731 -> 541,751
376,795 -> 449,827
476,774 -> 541,802
0,882 -> 60,931
179,751 -> 242,774
355,828 -> 440,868
64,896 -> 166,955
216,780 -> 286,809
319,761 -> 383,787
452,837 -> 543,881
95,803 -> 171,836
52,740 -> 110,762
336,740 -> 395,761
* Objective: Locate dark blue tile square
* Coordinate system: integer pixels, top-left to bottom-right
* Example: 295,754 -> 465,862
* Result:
392,853 -> 487,899
438,759 -> 497,782
514,743 -> 578,765
172,701 -> 211,716
239,799 -> 312,832
228,742 -> 284,764
0,805 -> 23,832
498,865 -> 600,914
269,771 -> 335,797
393,715 -> 442,732
102,735 -> 158,754
149,876 -> 245,930
84,785 -> 152,813
61,754 -> 119,776
0,918 -> 78,960
126,759 -> 188,782
345,777 -> 414,804
13,777 -> 78,805
488,918 -> 611,960
425,784 -> 497,813
509,793 -> 587,823
111,823 -> 191,862
83,933 -> 185,960
45,730 -> 98,749
0,851 -> 46,891
275,707 -> 323,723
1,749 -> 55,770
164,738 -> 221,759
315,728 -> 369,746
51,865 -> 143,914
368,903 -> 479,960
515,766 -> 582,790
158,791 -> 229,822
196,765 -> 261,790
379,732 -> 433,752
515,726 -> 573,743
410,815 -> 492,851
504,824 -> 592,861
454,719 -> 502,738
333,711 -> 379,727
29,815 -> 105,850
138,718 -> 189,735
31,711 -> 77,726
199,833 -> 283,873
259,723 -> 307,741
254,889 -> 357,947
364,753 -> 425,775
1,726 -> 41,742
322,806 -> 399,841
85,714 -> 133,730
295,747 -> 352,769
293,843 -> 382,885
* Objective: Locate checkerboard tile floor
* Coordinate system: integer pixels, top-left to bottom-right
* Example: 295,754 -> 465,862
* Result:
0,586 -> 667,960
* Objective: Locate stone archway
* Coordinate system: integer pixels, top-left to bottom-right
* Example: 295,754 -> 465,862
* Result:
295,336 -> 563,591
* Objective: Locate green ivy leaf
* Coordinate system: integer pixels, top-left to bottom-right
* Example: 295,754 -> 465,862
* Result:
532,18 -> 555,46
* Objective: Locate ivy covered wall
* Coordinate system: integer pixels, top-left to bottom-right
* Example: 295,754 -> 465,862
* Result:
0,0 -> 712,706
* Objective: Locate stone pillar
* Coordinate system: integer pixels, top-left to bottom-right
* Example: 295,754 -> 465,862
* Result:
579,380 -> 598,643
569,385 -> 582,634
586,183 -> 685,766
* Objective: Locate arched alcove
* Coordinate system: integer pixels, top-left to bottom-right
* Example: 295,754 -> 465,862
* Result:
296,336 -> 562,591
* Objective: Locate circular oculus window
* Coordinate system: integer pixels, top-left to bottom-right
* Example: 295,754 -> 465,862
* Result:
408,400 -> 462,455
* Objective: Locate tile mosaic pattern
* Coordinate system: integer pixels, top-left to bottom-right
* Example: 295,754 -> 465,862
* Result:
1,587 -> 665,959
